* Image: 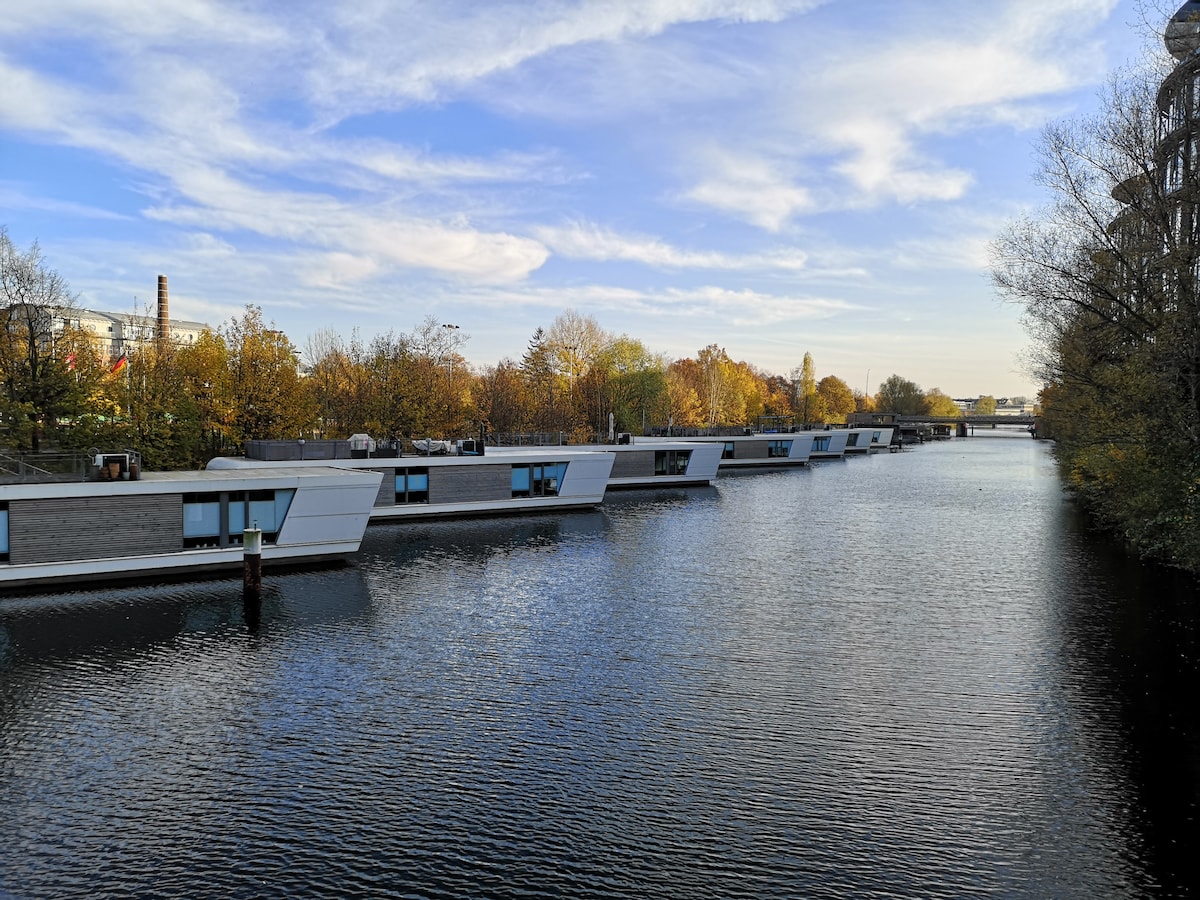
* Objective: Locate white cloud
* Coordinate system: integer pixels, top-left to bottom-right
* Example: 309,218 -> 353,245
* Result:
459,281 -> 857,328
144,171 -> 551,283
682,150 -> 815,231
304,0 -> 825,118
675,0 -> 1124,218
0,58 -> 86,132
0,184 -> 129,220
0,0 -> 278,43
535,221 -> 809,270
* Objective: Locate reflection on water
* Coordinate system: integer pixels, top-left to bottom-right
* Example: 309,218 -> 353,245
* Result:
1,433 -> 1197,898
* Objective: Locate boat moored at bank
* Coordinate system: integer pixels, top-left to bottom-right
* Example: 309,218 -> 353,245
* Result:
488,439 -> 723,488
806,430 -> 850,460
841,427 -> 895,454
206,438 -> 615,520
0,454 -> 382,592
637,433 -> 814,468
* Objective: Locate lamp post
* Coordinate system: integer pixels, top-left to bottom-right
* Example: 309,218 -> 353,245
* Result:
443,323 -> 460,383
564,344 -> 578,405
443,323 -> 461,434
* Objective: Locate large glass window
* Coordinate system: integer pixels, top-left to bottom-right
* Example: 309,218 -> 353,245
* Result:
654,450 -> 692,476
722,442 -> 735,459
812,436 -> 831,453
394,467 -> 429,504
767,439 -> 793,458
183,493 -> 222,546
0,503 -> 8,562
183,489 -> 294,548
512,462 -> 568,497
846,432 -> 860,447
249,489 -> 293,537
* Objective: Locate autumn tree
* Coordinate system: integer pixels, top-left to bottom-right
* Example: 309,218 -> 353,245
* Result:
598,336 -> 668,436
973,395 -> 998,415
0,227 -> 87,451
664,365 -> 704,431
175,330 -> 235,460
874,374 -> 925,415
794,352 -> 818,424
304,327 -> 362,437
521,327 -> 558,432
474,359 -> 529,438
695,344 -> 733,426
545,310 -> 608,434
991,27 -> 1200,569
923,388 -> 961,418
222,305 -> 315,444
816,375 -> 855,423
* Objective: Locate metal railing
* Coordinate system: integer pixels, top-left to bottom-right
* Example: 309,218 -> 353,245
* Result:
0,450 -> 103,482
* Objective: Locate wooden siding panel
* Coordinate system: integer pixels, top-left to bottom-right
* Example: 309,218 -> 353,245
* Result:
611,451 -> 654,478
371,469 -> 396,506
737,441 -> 771,459
9,495 -> 183,564
430,464 -> 511,503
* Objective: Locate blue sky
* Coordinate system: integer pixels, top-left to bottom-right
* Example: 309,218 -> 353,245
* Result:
0,0 -> 1159,398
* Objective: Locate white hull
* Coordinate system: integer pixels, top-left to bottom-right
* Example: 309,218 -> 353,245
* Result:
1,466 -> 382,591
841,427 -> 894,453
487,441 -> 723,488
637,434 -> 813,467
807,430 -> 850,459
207,447 -> 615,521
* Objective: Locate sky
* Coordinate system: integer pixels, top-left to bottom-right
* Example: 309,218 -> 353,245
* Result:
0,0 -> 1167,399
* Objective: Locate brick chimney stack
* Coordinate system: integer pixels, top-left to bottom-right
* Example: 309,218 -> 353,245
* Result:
156,275 -> 169,344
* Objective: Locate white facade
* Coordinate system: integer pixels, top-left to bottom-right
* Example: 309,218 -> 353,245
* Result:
55,307 -> 210,362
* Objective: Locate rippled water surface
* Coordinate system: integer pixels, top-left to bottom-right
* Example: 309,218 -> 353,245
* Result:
2,433 -> 1198,898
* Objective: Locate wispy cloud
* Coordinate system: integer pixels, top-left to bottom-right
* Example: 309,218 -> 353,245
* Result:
535,220 -> 809,270
302,1 -> 826,119
0,184 -> 129,220
460,281 -> 858,327
673,0 -> 1122,222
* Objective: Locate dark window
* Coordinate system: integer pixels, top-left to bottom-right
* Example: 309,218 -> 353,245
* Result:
654,450 -> 692,475
394,467 -> 430,504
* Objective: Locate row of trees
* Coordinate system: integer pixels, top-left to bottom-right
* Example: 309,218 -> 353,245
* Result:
4,227 -> 996,470
992,42 -> 1200,572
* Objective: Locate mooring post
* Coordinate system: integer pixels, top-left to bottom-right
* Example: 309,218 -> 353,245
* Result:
243,525 -> 263,599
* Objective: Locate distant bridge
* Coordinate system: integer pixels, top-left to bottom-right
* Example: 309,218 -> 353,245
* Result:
895,415 -> 1036,427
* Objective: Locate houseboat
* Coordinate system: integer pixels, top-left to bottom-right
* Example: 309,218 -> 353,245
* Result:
637,432 -> 813,468
841,427 -> 895,454
206,437 -> 615,521
806,430 -> 850,460
1,452 -> 382,592
487,439 -> 723,488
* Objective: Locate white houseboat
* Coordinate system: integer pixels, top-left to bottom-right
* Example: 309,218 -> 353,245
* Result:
487,439 -> 723,488
206,438 -> 615,521
804,430 -> 850,460
0,453 -> 382,592
638,433 -> 813,468
841,427 -> 895,454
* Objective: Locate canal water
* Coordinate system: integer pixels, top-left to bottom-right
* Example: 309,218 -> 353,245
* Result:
1,432 -> 1197,898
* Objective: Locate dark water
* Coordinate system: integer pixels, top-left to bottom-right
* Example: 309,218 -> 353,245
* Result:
1,433 -> 1198,898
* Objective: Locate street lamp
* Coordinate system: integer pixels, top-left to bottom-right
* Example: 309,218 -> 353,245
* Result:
564,343 -> 578,405
443,323 -> 460,383
443,324 -> 461,435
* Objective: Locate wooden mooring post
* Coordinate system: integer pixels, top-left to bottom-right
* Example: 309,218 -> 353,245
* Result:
242,528 -> 264,600
243,528 -> 262,633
